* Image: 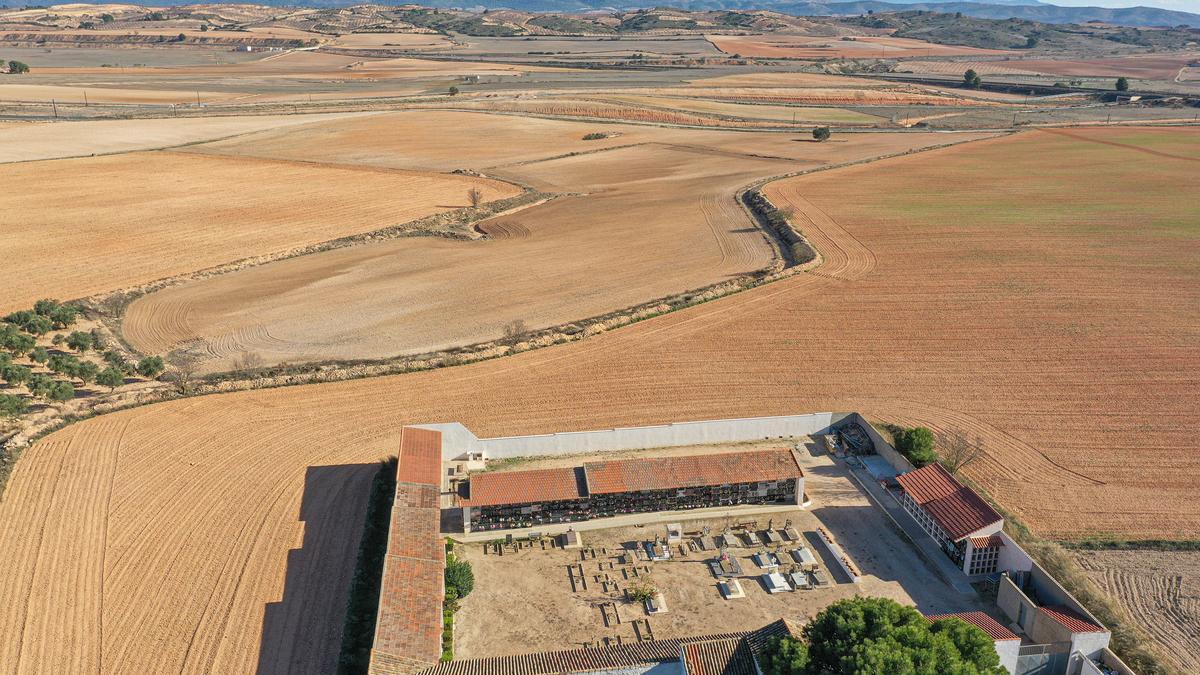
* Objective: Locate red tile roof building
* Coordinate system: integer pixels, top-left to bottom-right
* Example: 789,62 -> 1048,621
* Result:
925,611 -> 1020,641
370,427 -> 446,675
895,463 -> 1004,576
1040,605 -> 1106,634
460,449 -> 804,533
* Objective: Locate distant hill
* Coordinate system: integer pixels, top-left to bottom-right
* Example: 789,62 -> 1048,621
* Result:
779,2 -> 1200,27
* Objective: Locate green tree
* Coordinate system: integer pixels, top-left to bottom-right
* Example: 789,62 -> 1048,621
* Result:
8,60 -> 30,74
75,361 -> 99,384
2,364 -> 31,386
103,349 -> 132,373
0,352 -> 9,369
4,309 -> 35,326
49,304 -> 79,329
27,374 -> 55,399
95,367 -> 125,391
0,393 -> 27,417
34,299 -> 60,316
29,346 -> 49,364
444,555 -> 474,599
136,355 -> 165,379
448,85 -> 459,96
963,69 -> 982,88
1115,77 -> 1129,91
812,127 -> 831,142
895,426 -> 938,466
49,380 -> 75,402
800,598 -> 1006,675
1025,36 -> 1039,48
47,354 -> 81,378
65,331 -> 94,352
761,635 -> 809,675
22,315 -> 53,335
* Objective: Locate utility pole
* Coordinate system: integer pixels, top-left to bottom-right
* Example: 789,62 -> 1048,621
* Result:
195,91 -> 201,107
51,99 -> 58,119
82,90 -> 88,107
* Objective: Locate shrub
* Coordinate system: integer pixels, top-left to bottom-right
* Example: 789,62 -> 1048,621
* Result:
890,425 -> 938,466
445,555 -> 474,600
137,356 -> 165,379
8,60 -> 30,74
582,132 -> 607,140
448,85 -> 459,96
0,393 -> 27,417
812,127 -> 831,142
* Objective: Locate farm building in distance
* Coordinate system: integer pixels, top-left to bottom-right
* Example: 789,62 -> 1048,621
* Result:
458,449 -> 805,533
896,463 -> 1006,575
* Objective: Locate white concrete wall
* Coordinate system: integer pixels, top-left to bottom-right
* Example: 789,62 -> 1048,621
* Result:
996,530 -> 1034,575
849,413 -> 916,474
414,413 -> 847,460
996,639 -> 1020,675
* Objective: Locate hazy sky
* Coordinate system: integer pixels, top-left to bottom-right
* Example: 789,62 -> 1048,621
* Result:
1047,0 -> 1200,10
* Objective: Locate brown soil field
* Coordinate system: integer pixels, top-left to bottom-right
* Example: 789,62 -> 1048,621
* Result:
905,54 -> 1197,80
661,86 -> 993,107
329,32 -> 454,51
124,125 -> 977,370
0,127 -> 1195,673
589,94 -> 883,125
707,34 -> 1010,59
0,149 -> 519,313
1074,550 -> 1200,672
0,83 -> 242,104
0,112 -> 365,163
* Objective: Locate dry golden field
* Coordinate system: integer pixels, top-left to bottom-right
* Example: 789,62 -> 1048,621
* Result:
1,126 -> 1196,673
122,113 -> 989,370
707,33 -> 1011,59
0,148 -> 519,313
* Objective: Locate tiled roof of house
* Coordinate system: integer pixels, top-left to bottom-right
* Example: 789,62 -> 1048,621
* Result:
460,467 -> 586,507
925,612 -> 1020,641
896,464 -> 1002,541
968,535 -> 1005,549
681,637 -> 756,675
584,449 -> 803,495
1040,605 -> 1106,634
371,428 -> 446,670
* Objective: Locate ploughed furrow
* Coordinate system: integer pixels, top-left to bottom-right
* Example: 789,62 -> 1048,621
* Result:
762,180 -> 877,280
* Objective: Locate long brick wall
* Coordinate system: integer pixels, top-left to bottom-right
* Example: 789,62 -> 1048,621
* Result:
370,427 -> 446,674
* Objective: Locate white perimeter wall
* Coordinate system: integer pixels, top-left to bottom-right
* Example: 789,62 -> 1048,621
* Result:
412,412 -> 850,460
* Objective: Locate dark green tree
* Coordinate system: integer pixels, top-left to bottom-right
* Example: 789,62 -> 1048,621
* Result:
49,304 -> 79,329
963,69 -> 982,88
445,555 -> 474,599
29,346 -> 49,364
812,127 -> 831,142
27,374 -> 55,399
1115,77 -> 1129,91
75,361 -> 99,384
448,85 -> 459,96
49,380 -> 75,402
22,315 -> 53,336
47,354 -> 81,378
34,299 -> 60,316
66,331 -> 94,352
8,61 -> 30,74
96,367 -> 126,391
0,393 -> 27,417
2,364 -> 32,386
136,355 -> 165,379
896,426 -> 938,466
761,635 -> 809,675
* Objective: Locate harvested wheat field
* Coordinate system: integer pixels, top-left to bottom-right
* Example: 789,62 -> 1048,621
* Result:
591,94 -> 883,125
124,119 -> 989,370
0,127 -> 1196,673
1074,549 -> 1200,672
707,33 -> 1009,59
0,149 -> 519,313
0,83 -> 242,104
0,112 -> 365,163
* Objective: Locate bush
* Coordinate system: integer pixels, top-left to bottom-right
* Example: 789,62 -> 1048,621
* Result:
0,393 -> 27,417
582,132 -> 607,140
136,356 -> 165,379
445,555 -> 474,600
812,126 -> 831,142
7,60 -> 29,74
891,425 -> 938,466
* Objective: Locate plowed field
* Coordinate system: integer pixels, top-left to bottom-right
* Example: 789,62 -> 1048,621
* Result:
707,34 -> 1009,59
1,127 -> 1196,674
1074,549 -> 1200,673
0,150 -> 519,313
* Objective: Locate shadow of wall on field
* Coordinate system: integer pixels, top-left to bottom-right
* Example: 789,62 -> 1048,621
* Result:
257,463 -> 379,675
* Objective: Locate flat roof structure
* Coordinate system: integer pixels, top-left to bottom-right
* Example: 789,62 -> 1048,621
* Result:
461,449 -> 804,508
896,463 -> 1002,541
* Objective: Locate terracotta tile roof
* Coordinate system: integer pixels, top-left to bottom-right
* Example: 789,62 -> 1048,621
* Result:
681,637 -> 755,675
417,631 -> 750,675
397,427 -> 443,486
460,467 -> 586,507
1040,605 -> 1106,634
896,464 -> 1002,541
372,427 -> 447,671
925,612 -> 1020,641
583,449 -> 803,495
968,535 -> 1005,549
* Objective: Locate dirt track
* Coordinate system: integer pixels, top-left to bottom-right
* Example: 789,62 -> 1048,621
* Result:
0,127 -> 1196,674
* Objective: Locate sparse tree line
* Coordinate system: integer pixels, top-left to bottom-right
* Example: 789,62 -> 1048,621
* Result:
0,298 -> 164,418
2,59 -> 29,74
880,423 -> 984,474
742,190 -> 816,265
